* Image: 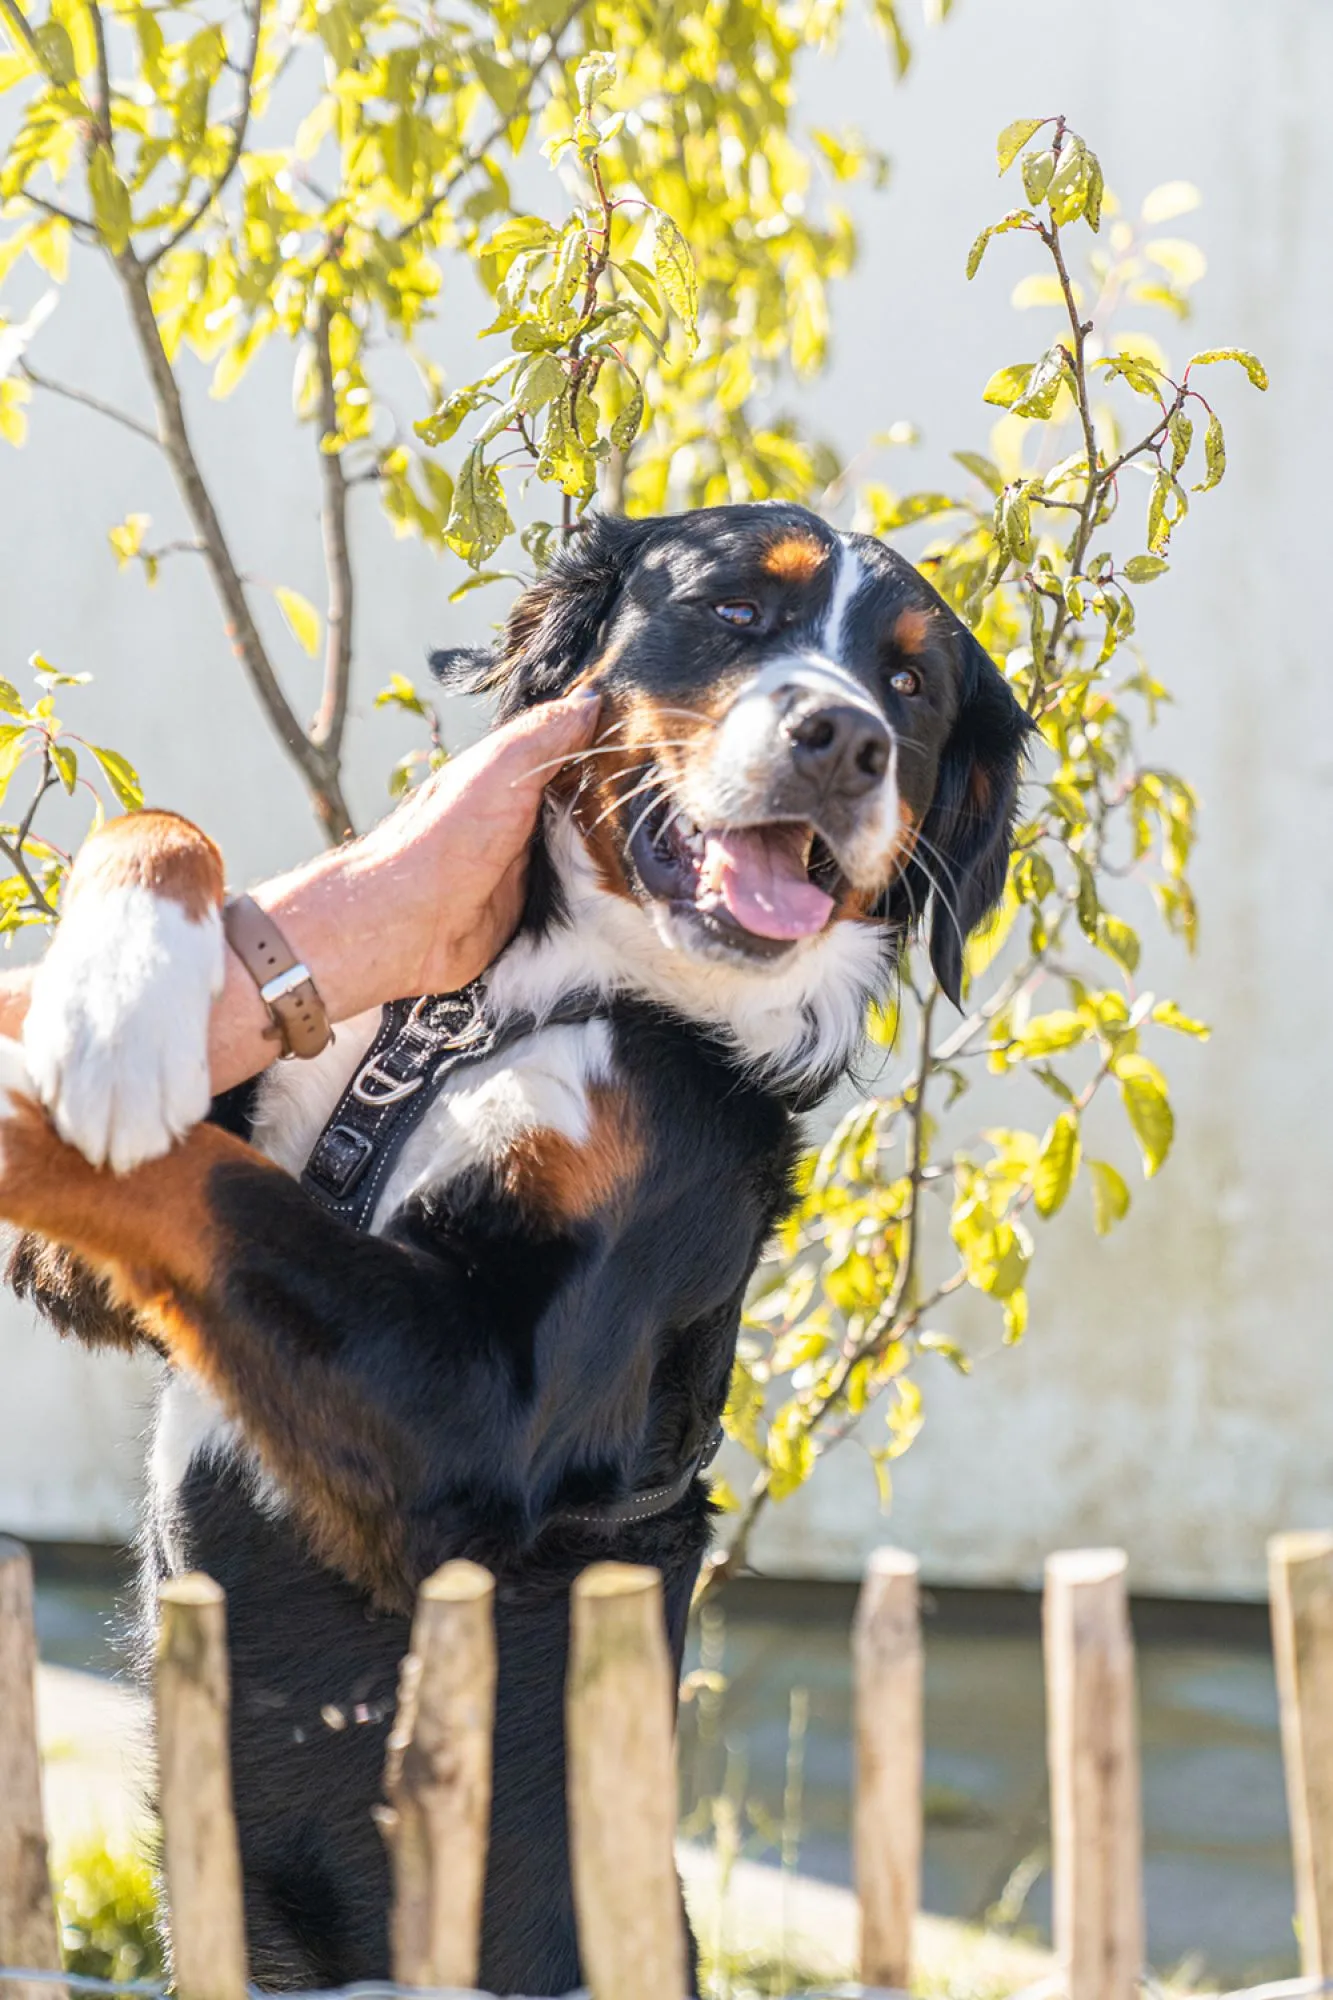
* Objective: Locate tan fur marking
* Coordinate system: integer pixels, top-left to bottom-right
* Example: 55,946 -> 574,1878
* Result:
0,1094 -> 241,1303
561,691 -> 713,902
762,534 -> 829,584
969,763 -> 993,813
69,810 -> 225,923
0,1101 -> 412,1607
503,1084 -> 644,1224
892,607 -> 933,657
832,802 -> 921,924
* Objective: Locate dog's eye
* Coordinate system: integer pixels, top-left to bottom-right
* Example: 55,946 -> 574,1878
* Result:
713,601 -> 760,628
890,668 -> 920,696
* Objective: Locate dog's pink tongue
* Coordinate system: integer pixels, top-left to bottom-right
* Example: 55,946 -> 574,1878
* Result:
701,828 -> 834,940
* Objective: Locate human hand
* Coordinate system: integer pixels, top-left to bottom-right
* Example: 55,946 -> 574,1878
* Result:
322,688 -> 602,1003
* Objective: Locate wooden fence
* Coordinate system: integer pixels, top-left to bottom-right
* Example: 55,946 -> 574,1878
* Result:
4,1530 -> 1333,2000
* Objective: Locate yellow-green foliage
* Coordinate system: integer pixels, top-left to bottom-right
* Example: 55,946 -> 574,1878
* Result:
0,0 -> 1262,1557
53,1838 -> 163,1984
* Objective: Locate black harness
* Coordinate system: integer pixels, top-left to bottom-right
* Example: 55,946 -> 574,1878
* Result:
300,985 -> 724,1530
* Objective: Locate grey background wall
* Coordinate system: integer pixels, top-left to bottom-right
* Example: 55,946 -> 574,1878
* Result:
1,0 -> 1325,1594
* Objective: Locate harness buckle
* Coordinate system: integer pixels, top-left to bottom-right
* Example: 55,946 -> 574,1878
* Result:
350,1060 -> 425,1107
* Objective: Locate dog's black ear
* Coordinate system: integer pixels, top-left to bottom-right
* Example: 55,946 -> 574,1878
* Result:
429,512 -> 659,718
913,627 -> 1032,1009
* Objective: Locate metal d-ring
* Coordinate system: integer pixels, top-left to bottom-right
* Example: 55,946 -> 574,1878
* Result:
350,1060 -> 425,1107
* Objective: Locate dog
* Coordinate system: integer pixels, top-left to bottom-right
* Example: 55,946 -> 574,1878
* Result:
0,502 -> 1029,1995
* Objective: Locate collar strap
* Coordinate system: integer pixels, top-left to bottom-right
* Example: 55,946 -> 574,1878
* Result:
551,1423 -> 725,1531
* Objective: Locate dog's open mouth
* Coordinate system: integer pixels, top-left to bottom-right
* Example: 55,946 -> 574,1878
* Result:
629,794 -> 845,952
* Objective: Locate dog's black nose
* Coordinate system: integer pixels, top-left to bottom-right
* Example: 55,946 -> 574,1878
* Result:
781,699 -> 892,797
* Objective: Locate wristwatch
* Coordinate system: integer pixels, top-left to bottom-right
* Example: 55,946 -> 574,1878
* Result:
223,894 -> 332,1060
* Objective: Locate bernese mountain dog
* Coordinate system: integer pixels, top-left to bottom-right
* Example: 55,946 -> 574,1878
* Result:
0,502 -> 1029,1995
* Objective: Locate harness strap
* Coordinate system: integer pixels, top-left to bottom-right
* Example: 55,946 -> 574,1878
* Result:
301,984 -> 594,1232
300,985 -> 724,1529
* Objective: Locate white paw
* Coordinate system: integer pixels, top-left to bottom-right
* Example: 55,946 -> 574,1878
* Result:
23,883 -> 224,1173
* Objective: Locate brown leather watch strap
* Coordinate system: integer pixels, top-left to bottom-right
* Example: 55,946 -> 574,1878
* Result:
223,894 -> 332,1061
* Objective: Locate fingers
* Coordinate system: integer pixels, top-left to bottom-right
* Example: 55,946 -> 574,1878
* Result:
474,689 -> 603,807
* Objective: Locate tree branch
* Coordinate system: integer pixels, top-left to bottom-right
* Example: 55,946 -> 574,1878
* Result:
112,247 -> 354,841
18,193 -> 98,237
0,0 -> 44,71
310,301 -> 353,765
20,360 -> 160,447
86,0 -> 113,151
141,0 -> 262,270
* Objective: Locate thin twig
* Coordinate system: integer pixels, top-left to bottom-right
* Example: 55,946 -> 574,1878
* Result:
141,0 -> 262,269
87,0 -> 113,151
112,249 -> 354,840
19,361 -> 160,448
310,300 -> 353,763
18,193 -> 98,236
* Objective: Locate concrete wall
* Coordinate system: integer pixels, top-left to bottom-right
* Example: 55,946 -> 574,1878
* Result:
2,0 -> 1327,1592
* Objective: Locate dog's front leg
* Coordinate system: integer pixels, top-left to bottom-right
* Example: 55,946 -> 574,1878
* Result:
22,810 -> 225,1172
0,1040 -> 511,1610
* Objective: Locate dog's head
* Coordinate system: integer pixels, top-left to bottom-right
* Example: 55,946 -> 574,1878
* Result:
435,502 -> 1030,1021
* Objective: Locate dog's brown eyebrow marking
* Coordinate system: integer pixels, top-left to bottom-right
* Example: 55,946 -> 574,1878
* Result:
761,534 -> 829,583
892,607 -> 934,656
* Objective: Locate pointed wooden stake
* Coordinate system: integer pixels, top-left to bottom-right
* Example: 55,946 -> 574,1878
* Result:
384,1559 -> 496,1991
567,1563 -> 687,2000
155,1574 -> 247,2000
0,1539 -> 63,2000
853,1547 -> 922,1991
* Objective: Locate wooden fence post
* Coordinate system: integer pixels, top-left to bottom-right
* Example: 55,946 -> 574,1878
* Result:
1043,1549 -> 1143,2000
853,1547 -> 922,1992
0,1539 -> 63,2000
1269,1530 -> 1333,1976
155,1574 -> 248,2000
567,1563 -> 687,2000
383,1559 -> 496,1991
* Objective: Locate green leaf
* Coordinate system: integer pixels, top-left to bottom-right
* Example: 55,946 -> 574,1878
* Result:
515,353 -> 566,416
1151,999 -> 1211,1040
1011,1009 -> 1087,1059
1122,555 -> 1169,583
952,451 -> 1002,494
88,149 -> 132,256
1188,347 -> 1268,391
1011,344 -> 1069,420
1033,1111 -> 1080,1219
996,118 -> 1046,174
446,444 -> 513,566
274,587 -> 321,659
0,679 -> 23,716
1021,149 -> 1055,205
375,672 -> 429,718
1088,1159 -> 1131,1235
1115,1053 -> 1174,1177
89,744 -> 143,810
610,370 -> 645,451
1192,411 -> 1226,493
50,739 -> 77,793
651,213 -> 699,345
108,513 -> 151,568
982,362 -> 1033,409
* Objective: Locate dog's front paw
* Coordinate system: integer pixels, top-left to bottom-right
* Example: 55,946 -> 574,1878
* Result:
23,812 -> 226,1173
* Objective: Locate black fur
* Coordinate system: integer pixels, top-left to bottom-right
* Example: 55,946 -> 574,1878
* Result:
18,503 -> 1029,1996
